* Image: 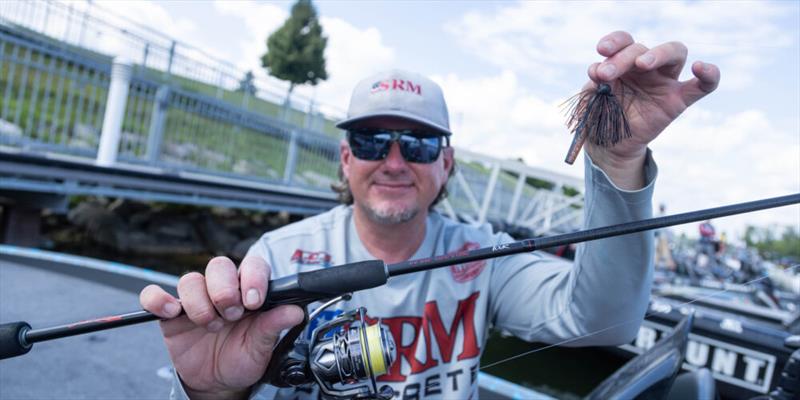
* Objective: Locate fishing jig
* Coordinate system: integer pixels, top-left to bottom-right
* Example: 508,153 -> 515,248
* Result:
563,82 -> 633,164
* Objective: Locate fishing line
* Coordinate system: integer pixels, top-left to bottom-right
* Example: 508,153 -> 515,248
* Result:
480,263 -> 800,371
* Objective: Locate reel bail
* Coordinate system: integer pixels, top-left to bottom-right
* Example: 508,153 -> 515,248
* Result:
310,307 -> 396,399
267,295 -> 396,399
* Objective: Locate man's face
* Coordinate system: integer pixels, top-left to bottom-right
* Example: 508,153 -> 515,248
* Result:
340,117 -> 454,225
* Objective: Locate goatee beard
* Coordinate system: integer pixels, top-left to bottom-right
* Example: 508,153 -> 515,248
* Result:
360,202 -> 419,225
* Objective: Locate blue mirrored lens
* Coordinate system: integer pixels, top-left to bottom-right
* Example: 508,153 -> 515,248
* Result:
348,130 -> 443,163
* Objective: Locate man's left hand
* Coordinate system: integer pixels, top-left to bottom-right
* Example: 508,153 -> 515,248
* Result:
583,31 -> 720,189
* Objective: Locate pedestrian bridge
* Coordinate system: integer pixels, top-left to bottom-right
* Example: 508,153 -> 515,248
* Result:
0,5 -> 584,245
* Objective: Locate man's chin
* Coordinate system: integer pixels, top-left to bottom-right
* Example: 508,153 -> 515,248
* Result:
360,202 -> 419,225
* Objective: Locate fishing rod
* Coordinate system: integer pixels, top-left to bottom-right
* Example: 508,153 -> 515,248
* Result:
1,192 -> 798,398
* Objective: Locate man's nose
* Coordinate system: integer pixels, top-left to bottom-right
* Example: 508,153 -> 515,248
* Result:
383,142 -> 408,171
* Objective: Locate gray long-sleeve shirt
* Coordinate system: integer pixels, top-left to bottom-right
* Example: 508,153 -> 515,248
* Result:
171,152 -> 657,399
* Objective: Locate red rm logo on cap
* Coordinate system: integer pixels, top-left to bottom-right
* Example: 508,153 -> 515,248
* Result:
370,79 -> 422,95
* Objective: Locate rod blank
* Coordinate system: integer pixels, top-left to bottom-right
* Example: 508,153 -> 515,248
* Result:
1,193 -> 798,360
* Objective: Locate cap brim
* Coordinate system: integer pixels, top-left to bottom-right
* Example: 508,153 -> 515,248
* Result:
336,110 -> 452,136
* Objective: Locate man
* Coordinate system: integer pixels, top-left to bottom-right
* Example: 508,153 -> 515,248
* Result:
140,31 -> 719,399
654,203 -> 676,270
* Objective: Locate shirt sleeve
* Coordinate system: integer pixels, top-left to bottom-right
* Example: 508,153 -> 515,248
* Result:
488,149 -> 657,346
169,368 -> 277,400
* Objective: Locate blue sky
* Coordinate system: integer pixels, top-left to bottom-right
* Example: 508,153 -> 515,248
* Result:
21,0 -> 800,240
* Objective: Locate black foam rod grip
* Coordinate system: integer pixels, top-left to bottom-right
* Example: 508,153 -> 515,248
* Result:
0,322 -> 32,360
262,260 -> 387,310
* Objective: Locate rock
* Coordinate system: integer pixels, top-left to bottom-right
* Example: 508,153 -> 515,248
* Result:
109,199 -> 150,220
73,123 -> 98,141
128,210 -> 154,230
152,217 -> 196,240
164,142 -> 199,159
124,231 -> 205,256
196,214 -> 239,255
46,197 -> 302,273
120,131 -> 145,149
231,237 -> 258,261
0,119 -> 23,137
67,201 -> 126,248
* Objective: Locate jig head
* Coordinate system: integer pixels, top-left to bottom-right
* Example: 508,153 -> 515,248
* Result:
563,82 -> 633,164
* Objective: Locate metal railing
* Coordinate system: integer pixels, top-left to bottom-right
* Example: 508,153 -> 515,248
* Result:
0,5 -> 584,234
0,0 -> 344,133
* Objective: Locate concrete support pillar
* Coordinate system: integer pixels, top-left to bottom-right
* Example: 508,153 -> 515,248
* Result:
1,206 -> 42,247
0,191 -> 67,247
96,58 -> 132,167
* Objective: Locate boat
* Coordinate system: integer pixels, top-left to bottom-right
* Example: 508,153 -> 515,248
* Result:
0,245 -> 547,399
2,244 -> 797,399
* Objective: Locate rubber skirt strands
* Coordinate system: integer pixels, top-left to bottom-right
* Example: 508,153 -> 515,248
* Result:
563,82 -> 634,164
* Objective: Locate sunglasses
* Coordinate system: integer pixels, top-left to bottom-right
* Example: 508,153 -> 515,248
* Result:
347,128 -> 449,164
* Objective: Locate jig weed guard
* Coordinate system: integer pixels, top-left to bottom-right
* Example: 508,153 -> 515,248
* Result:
563,82 -> 633,164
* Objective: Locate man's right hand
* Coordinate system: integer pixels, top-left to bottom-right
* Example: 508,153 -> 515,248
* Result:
140,256 -> 304,399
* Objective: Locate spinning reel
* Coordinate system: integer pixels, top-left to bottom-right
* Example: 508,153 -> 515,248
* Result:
264,295 -> 397,399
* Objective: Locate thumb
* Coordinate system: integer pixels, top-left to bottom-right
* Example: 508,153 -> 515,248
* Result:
246,305 -> 305,359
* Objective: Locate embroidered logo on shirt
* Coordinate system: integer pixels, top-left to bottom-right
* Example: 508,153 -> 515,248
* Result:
290,249 -> 333,268
449,242 -> 486,283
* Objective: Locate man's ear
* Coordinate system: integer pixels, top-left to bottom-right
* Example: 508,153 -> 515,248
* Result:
340,139 -> 352,180
442,146 -> 455,177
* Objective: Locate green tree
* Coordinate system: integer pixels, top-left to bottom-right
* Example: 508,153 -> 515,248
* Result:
261,0 -> 328,105
743,224 -> 800,261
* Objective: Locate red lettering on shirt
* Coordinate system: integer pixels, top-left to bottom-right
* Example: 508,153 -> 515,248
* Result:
290,249 -> 332,267
423,292 -> 481,363
374,291 -> 482,382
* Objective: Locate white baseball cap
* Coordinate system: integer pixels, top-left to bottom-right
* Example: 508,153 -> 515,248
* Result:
336,70 -> 452,136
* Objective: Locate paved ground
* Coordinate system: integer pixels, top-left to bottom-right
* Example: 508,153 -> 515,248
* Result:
0,259 -> 173,400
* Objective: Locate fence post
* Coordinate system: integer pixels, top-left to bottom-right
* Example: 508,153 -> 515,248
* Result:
96,58 -> 132,166
283,130 -> 298,184
146,85 -> 170,164
166,40 -> 176,77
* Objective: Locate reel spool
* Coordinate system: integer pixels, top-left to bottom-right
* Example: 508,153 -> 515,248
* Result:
267,295 -> 396,399
310,307 -> 396,399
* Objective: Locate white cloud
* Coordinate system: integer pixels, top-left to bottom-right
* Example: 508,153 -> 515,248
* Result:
434,70 -> 584,177
307,17 -> 395,116
440,0 -> 798,239
211,0 -> 288,74
444,0 -> 794,90
88,1 -> 198,60
654,107 -> 800,240
212,0 -> 395,117
1,1 -> 199,65
433,69 -> 799,241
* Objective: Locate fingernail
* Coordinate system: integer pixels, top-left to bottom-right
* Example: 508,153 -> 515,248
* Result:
246,289 -> 260,307
599,40 -> 614,52
224,306 -> 243,320
702,62 -> 711,73
639,53 -> 655,66
599,63 -> 616,78
163,302 -> 180,317
208,319 -> 224,332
